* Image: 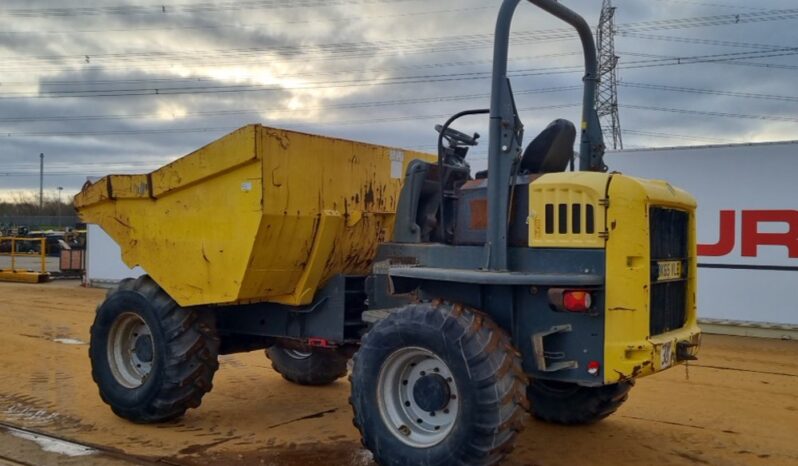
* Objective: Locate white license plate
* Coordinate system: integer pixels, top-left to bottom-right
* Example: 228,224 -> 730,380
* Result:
660,341 -> 674,369
657,260 -> 683,281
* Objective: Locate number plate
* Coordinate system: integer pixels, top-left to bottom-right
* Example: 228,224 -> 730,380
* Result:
657,260 -> 683,282
660,341 -> 673,369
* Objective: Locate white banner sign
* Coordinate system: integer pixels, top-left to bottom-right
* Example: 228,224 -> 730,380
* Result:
608,141 -> 798,325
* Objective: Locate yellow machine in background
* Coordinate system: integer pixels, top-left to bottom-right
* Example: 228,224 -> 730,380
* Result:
0,237 -> 49,283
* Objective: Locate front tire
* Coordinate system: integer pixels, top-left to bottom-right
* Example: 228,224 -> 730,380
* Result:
350,303 -> 528,466
266,344 -> 348,386
526,379 -> 633,425
89,276 -> 219,423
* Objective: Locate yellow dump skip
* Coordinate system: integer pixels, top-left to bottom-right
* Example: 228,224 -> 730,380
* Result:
75,125 -> 435,307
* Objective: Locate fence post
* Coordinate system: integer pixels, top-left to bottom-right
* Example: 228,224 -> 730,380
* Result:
40,237 -> 46,273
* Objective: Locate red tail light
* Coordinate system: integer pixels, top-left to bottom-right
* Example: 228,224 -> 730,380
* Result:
563,291 -> 592,312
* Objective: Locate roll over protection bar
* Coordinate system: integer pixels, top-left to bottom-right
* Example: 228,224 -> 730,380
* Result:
528,0 -> 607,172
485,0 -> 607,271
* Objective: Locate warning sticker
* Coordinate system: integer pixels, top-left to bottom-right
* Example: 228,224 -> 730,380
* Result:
390,149 -> 405,179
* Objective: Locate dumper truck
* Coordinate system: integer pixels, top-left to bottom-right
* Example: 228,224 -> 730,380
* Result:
75,1 -> 701,464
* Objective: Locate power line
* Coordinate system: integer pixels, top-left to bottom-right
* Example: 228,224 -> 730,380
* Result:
0,69 -> 582,99
618,8 -> 798,32
622,129 -> 746,144
619,48 -> 798,70
4,80 -> 795,126
0,103 -> 580,139
2,47 -> 795,100
621,50 -> 798,70
0,6 -> 495,34
619,31 -> 791,50
0,30 -> 576,68
636,0 -> 769,11
0,38 -> 578,75
0,86 -> 580,124
0,51 -> 583,87
4,99 -> 795,141
3,8 -> 798,71
0,0 -> 424,18
622,104 -> 798,122
620,82 -> 798,103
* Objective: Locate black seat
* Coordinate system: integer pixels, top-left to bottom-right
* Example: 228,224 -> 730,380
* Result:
475,119 -> 575,179
520,118 -> 576,174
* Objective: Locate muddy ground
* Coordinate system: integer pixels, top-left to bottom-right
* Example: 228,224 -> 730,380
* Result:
0,280 -> 796,465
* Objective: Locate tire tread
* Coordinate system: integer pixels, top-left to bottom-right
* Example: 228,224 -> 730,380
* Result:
350,302 -> 528,466
89,275 -> 219,423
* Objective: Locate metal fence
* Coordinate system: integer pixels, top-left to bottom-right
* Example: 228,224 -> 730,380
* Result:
0,237 -> 47,272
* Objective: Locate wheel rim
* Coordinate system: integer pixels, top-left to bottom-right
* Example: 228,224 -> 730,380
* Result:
282,348 -> 313,360
377,347 -> 459,448
107,312 -> 154,389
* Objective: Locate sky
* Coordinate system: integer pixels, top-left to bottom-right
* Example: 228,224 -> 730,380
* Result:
0,0 -> 796,200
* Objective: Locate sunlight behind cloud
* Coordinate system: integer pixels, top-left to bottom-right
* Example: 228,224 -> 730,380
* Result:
154,102 -> 188,121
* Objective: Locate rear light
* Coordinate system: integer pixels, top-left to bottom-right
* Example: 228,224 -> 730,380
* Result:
563,291 -> 592,312
587,360 -> 601,376
308,337 -> 334,348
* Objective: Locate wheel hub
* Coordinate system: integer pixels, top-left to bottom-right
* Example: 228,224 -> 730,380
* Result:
377,347 -> 460,448
413,374 -> 451,413
133,335 -> 154,363
107,312 -> 154,389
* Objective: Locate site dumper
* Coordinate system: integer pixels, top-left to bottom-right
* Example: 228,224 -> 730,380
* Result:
76,1 -> 701,464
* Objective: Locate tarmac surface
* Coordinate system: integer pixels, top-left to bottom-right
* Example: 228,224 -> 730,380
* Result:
0,279 -> 796,466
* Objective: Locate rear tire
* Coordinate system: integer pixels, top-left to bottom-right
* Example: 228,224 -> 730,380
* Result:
266,344 -> 348,386
350,303 -> 528,466
526,379 -> 633,425
89,276 -> 219,423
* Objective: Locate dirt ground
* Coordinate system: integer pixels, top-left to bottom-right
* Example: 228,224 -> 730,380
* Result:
0,280 -> 796,466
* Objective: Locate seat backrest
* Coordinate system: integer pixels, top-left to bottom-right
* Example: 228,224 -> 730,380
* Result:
519,119 -> 576,174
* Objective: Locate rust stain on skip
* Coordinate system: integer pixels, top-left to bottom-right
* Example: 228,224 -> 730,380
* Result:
264,128 -> 291,150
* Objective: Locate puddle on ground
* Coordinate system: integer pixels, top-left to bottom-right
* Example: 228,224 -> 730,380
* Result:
52,338 -> 86,345
6,426 -> 97,457
173,441 -> 375,466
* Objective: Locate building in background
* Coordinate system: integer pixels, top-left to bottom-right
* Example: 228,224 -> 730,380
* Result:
85,224 -> 144,287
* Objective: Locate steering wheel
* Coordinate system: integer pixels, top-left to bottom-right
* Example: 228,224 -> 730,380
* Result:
435,124 -> 480,147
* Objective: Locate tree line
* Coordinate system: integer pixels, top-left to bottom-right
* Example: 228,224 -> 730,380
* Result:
0,191 -> 77,217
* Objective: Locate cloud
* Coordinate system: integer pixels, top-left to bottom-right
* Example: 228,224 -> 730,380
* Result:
0,0 -> 796,197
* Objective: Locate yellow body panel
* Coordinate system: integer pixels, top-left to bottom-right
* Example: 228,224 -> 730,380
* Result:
74,125 -> 435,307
529,172 -> 608,248
528,172 -> 700,383
603,175 -> 700,383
